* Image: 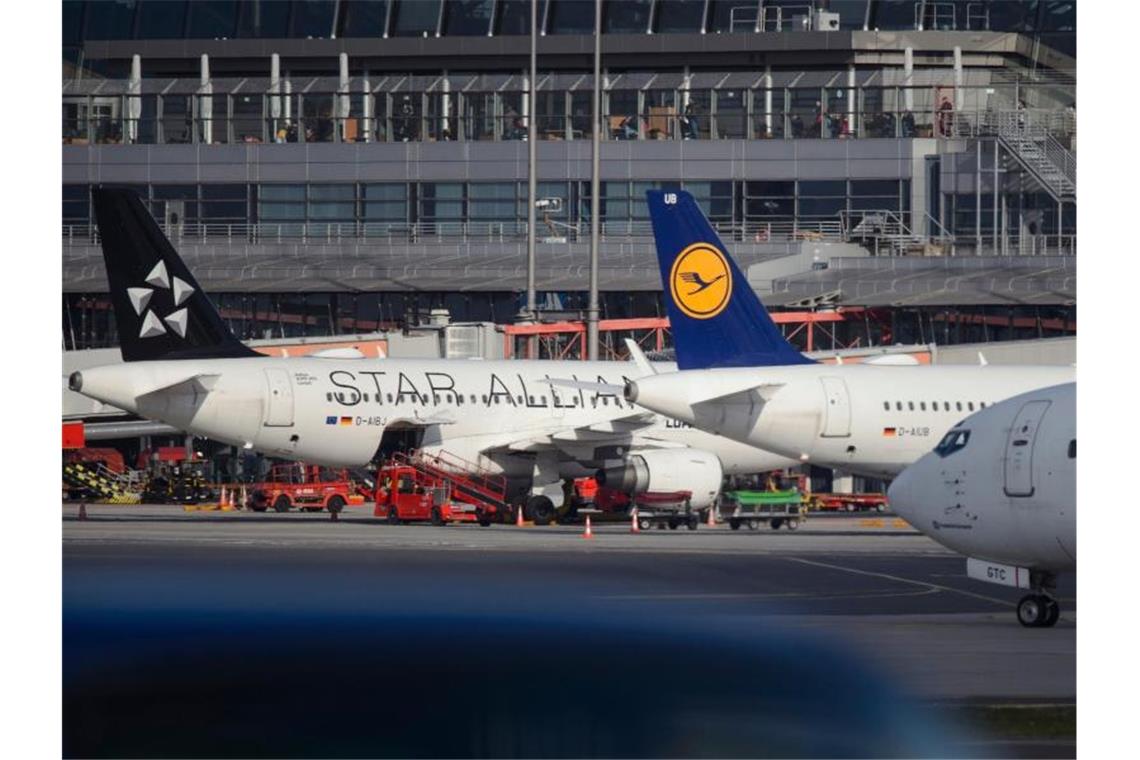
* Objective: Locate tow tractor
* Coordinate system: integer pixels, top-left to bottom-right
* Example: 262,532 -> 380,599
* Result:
374,451 -> 507,526
808,492 -> 889,513
721,489 -> 806,530
247,463 -> 366,514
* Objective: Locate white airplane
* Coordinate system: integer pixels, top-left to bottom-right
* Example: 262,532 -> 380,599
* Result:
888,383 -> 1075,627
69,188 -> 799,523
588,190 -> 1074,480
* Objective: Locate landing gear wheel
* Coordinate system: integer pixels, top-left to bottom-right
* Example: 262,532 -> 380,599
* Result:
729,519 -> 741,531
638,516 -> 653,532
326,496 -> 346,515
273,495 -> 292,513
527,495 -> 555,526
430,506 -> 444,526
686,515 -> 699,531
1017,594 -> 1057,627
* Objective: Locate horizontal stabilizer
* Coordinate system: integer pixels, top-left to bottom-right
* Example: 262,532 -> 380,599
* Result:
136,373 -> 220,400
689,381 -> 785,406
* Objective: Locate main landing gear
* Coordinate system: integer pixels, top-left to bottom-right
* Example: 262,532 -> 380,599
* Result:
1017,572 -> 1061,628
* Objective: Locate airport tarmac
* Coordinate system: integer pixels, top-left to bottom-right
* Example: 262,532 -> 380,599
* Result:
64,502 -> 1075,706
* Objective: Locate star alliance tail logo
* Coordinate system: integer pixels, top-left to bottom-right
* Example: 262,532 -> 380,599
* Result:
128,260 -> 195,339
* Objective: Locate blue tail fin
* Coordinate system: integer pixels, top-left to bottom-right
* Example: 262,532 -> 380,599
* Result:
647,190 -> 814,370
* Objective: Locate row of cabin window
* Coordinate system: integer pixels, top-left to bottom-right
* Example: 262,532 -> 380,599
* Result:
882,400 -> 989,413
327,391 -> 626,408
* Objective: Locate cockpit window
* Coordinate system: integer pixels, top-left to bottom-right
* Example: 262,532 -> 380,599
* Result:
934,429 -> 970,457
1068,439 -> 1076,459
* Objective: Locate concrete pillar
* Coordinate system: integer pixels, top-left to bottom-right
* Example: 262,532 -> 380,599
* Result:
764,64 -> 773,136
269,53 -> 281,140
847,64 -> 856,135
337,52 -> 350,141
199,54 -> 212,145
127,54 -> 141,143
361,70 -> 372,142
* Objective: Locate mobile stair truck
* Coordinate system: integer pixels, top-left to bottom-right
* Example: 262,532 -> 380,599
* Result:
721,489 -> 806,531
374,451 -> 508,526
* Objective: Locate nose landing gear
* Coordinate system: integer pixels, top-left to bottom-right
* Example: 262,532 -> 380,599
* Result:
1017,572 -> 1061,627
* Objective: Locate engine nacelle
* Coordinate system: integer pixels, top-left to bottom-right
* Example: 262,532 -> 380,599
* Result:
597,449 -> 723,509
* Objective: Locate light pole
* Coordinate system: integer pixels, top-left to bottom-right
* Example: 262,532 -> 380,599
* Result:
586,0 -> 601,360
526,0 -> 538,357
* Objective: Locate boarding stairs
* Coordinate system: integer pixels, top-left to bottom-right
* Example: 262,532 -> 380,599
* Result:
62,461 -> 143,504
392,450 -> 510,515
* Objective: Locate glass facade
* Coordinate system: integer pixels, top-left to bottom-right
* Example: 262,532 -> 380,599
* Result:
64,1 -> 1076,45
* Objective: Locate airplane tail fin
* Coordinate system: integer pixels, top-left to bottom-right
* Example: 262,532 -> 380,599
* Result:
91,187 -> 259,362
647,190 -> 814,370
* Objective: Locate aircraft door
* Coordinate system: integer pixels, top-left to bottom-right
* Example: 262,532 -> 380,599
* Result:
1003,400 -> 1051,497
263,369 -> 295,427
820,377 -> 852,438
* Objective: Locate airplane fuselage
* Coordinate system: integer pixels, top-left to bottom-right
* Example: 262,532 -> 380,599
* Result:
626,364 -> 1075,479
71,356 -> 796,479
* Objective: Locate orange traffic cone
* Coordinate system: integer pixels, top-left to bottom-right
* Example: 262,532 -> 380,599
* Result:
707,504 -> 717,527
516,504 -> 526,527
240,485 -> 248,510
78,503 -> 87,521
630,508 -> 640,534
582,514 -> 594,540
219,486 -> 228,509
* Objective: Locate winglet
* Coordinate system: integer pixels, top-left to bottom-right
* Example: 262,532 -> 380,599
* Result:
623,338 -> 657,376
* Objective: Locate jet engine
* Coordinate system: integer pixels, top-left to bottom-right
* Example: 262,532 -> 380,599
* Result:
596,449 -> 723,508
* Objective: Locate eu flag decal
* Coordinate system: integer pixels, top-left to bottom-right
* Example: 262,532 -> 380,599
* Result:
325,416 -> 337,425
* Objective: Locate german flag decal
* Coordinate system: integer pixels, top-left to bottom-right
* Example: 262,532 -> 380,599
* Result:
339,416 -> 354,426
882,427 -> 897,437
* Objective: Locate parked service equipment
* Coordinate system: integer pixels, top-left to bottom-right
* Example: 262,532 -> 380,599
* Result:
722,489 -> 806,531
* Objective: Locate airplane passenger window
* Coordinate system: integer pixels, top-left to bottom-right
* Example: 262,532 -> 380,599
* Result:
908,402 -> 914,411
883,402 -> 889,411
326,393 -> 332,401
541,396 -> 547,404
433,395 -> 439,404
470,395 -> 476,403
896,402 -> 902,410
920,402 -> 926,411
980,401 -> 987,408
363,393 -> 369,402
968,402 -> 975,411
1068,439 -> 1076,458
934,429 -> 970,457
387,394 -> 393,403
944,401 -> 950,410
956,401 -> 963,411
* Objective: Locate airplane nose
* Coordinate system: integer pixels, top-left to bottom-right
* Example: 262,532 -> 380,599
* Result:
887,467 -> 920,523
69,371 -> 83,392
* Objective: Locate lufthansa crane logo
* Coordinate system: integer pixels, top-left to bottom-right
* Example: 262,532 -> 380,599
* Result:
669,243 -> 732,319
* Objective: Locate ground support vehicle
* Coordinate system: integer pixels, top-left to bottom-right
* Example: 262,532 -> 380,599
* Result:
808,492 -> 889,513
247,463 -> 365,514
722,489 -> 806,531
374,452 -> 507,526
629,491 -> 697,531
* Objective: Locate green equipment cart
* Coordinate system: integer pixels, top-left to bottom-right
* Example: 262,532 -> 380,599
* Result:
721,489 -> 806,531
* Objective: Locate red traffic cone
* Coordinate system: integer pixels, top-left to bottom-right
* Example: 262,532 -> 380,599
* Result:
582,514 -> 594,540
707,504 -> 717,527
630,508 -> 640,534
78,503 -> 87,521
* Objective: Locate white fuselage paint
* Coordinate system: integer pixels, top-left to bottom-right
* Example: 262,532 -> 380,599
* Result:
888,383 -> 1075,572
627,364 -> 1075,479
73,357 -> 797,479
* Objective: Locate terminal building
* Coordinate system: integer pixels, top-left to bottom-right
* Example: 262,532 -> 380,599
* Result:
62,0 -> 1076,359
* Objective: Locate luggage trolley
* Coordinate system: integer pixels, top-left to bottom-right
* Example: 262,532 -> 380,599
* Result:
631,490 -> 698,531
722,489 -> 806,531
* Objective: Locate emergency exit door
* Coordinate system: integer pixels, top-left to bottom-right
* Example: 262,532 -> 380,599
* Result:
264,369 -> 295,427
820,377 -> 852,437
1003,399 -> 1051,497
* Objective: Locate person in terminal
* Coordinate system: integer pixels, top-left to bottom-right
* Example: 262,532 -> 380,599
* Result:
681,102 -> 699,139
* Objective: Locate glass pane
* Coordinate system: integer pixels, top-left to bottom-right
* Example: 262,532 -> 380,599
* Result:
714,89 -> 746,138
392,0 -> 440,36
291,0 -> 336,37
443,0 -> 494,35
799,180 -> 846,196
260,184 -> 306,201
364,183 -> 408,201
363,201 -> 407,221
829,0 -> 869,30
851,180 -> 899,196
798,197 -> 846,216
655,0 -> 705,33
746,181 -> 794,197
708,0 -> 758,33
85,0 -> 138,40
63,185 -> 90,222
260,202 -> 306,220
340,0 -> 389,36
496,0 -> 536,34
188,1 -> 238,38
989,0 -> 1038,32
154,184 -> 199,200
310,184 -> 355,201
137,0 -> 185,38
63,1 -> 84,45
870,0 -> 917,31
236,0 -> 291,37
548,0 -> 595,34
1040,1 -> 1075,31
309,201 -> 355,220
603,0 -> 651,32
